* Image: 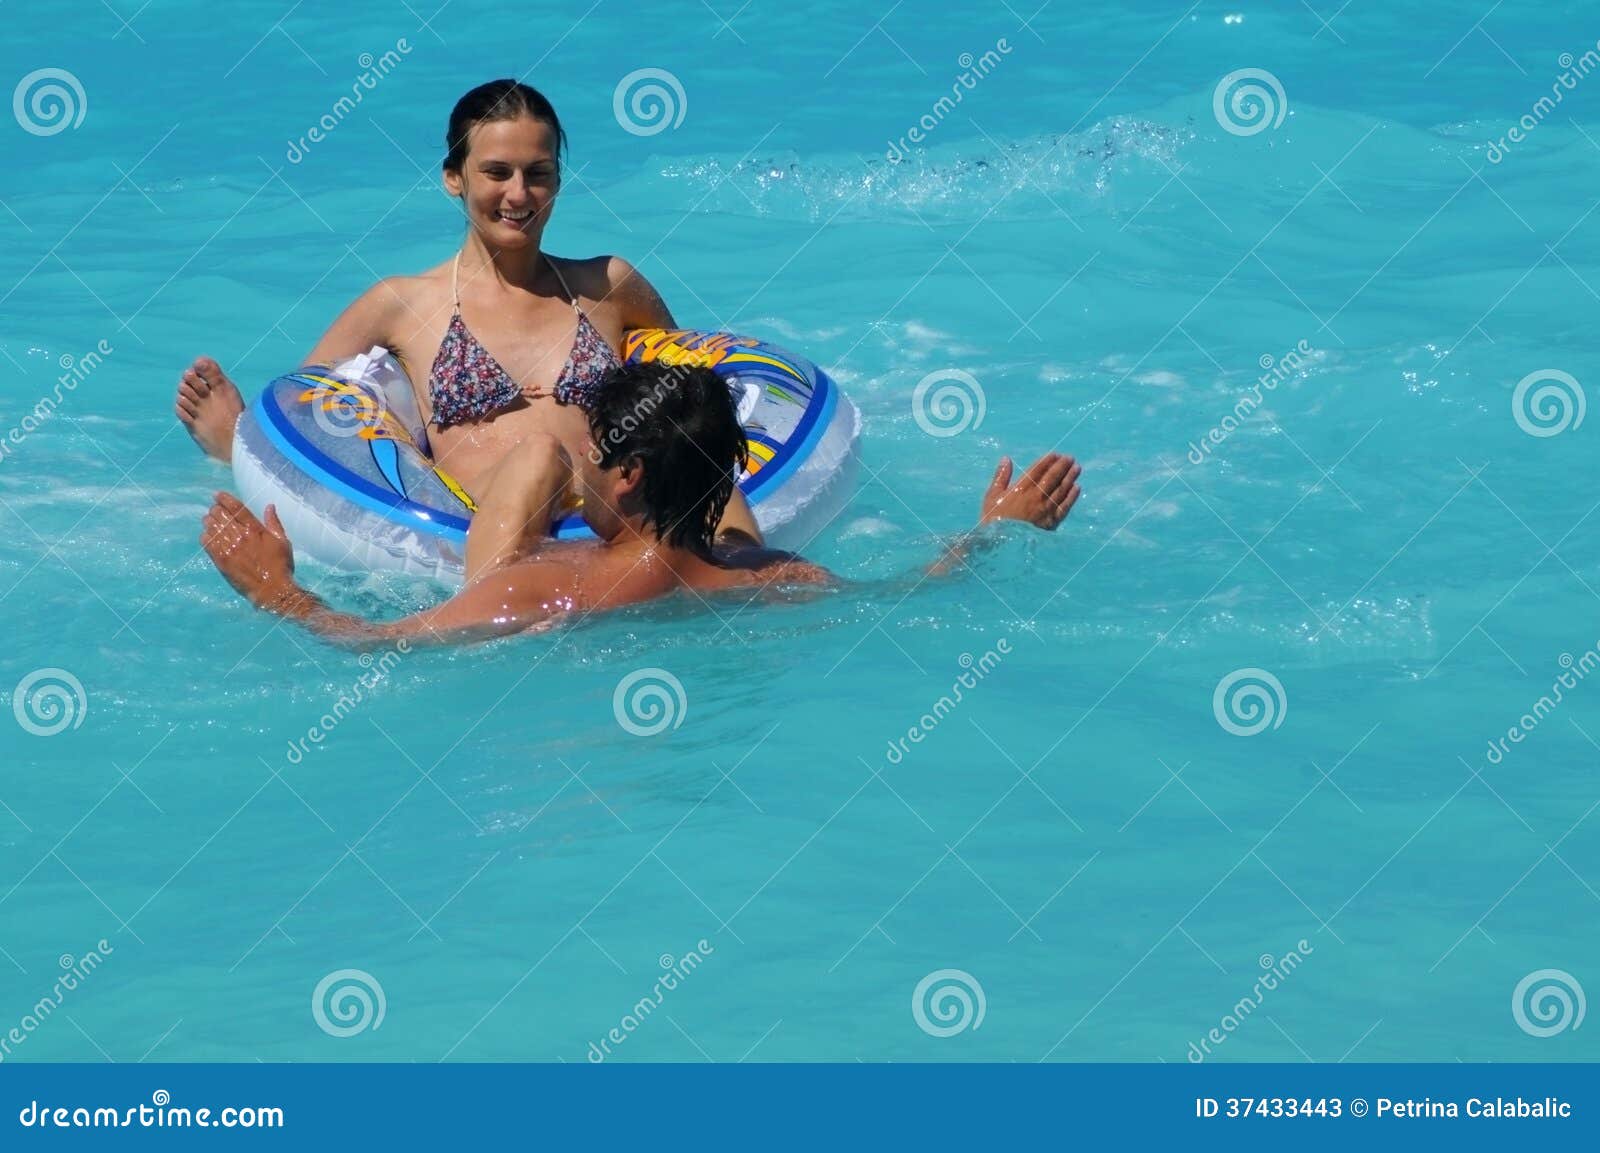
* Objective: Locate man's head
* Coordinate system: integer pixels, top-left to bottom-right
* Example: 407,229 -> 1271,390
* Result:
579,362 -> 749,555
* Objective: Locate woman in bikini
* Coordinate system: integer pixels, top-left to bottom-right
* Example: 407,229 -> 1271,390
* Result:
175,79 -> 760,583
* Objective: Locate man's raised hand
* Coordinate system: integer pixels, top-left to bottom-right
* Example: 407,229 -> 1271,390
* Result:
979,452 -> 1082,530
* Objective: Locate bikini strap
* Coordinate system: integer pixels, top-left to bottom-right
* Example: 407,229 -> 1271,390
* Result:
450,252 -> 462,311
544,254 -> 583,313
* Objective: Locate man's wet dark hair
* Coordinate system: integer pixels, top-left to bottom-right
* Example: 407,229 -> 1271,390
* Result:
443,80 -> 567,175
586,362 -> 749,556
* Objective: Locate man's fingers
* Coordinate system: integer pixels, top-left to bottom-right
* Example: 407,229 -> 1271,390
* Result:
988,456 -> 1014,495
264,504 -> 286,537
1055,463 -> 1083,504
1021,452 -> 1072,486
1017,452 -> 1055,484
1041,454 -> 1075,490
1019,454 -> 1074,502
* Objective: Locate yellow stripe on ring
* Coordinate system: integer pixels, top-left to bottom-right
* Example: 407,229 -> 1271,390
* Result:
722,352 -> 806,381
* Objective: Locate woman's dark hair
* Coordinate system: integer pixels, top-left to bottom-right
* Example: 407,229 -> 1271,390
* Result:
586,362 -> 749,556
443,80 -> 567,174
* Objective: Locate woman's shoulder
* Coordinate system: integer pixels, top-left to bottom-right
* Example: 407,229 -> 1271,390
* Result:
550,254 -> 671,327
544,254 -> 656,297
548,253 -> 632,295
377,262 -> 453,302
347,266 -> 451,325
343,268 -> 433,306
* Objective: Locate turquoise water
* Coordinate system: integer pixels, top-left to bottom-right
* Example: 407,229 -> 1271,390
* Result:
3,0 -> 1599,1062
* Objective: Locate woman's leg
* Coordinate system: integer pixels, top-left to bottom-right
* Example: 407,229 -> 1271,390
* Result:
464,433 -> 574,584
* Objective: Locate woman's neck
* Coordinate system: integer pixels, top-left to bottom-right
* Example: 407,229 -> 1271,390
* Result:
459,231 -> 549,292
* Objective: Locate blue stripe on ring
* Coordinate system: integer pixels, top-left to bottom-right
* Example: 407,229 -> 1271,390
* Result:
253,387 -> 470,544
741,368 -> 838,505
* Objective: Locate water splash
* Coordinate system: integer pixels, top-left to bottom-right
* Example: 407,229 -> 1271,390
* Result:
651,117 -> 1195,222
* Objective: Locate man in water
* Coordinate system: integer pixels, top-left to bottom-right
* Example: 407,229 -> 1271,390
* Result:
201,362 -> 1082,645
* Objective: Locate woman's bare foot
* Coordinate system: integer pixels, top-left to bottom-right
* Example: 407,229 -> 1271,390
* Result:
175,356 -> 245,461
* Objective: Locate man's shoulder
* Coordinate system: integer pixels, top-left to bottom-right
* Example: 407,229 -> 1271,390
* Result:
711,545 -> 836,587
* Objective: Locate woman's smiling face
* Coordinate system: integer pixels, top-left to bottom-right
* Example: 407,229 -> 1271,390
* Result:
445,114 -> 561,248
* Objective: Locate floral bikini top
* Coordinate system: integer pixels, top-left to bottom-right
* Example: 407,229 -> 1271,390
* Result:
426,253 -> 620,429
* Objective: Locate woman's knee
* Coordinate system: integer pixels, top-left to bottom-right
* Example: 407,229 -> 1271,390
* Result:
490,433 -> 569,487
509,431 -> 568,469
478,432 -> 572,509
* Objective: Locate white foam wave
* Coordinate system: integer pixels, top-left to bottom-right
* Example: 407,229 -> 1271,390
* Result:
650,117 -> 1193,222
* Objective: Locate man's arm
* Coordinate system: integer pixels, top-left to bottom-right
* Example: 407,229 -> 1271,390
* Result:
200,493 -> 576,647
927,452 -> 1082,576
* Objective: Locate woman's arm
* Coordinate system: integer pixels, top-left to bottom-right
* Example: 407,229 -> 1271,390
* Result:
300,279 -> 410,368
607,256 -> 677,329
